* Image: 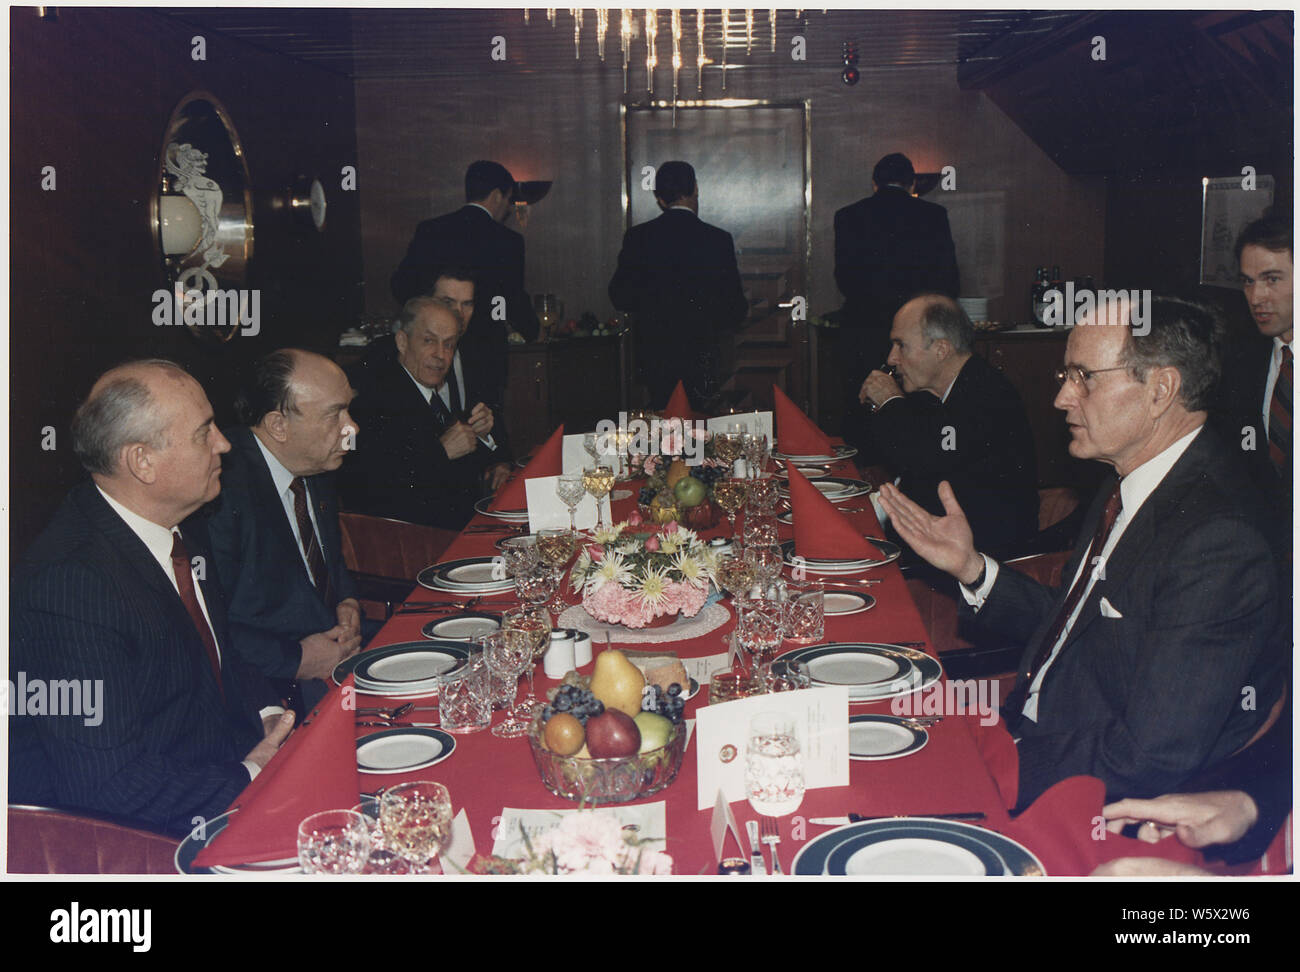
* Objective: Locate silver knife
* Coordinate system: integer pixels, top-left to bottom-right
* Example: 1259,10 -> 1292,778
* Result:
809,812 -> 987,826
745,819 -> 768,875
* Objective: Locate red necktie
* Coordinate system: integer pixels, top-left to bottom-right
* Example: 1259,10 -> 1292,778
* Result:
1268,346 -> 1292,476
289,477 -> 333,605
1004,481 -> 1124,724
170,531 -> 224,699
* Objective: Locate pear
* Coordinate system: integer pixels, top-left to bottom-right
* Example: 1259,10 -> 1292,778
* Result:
589,648 -> 646,718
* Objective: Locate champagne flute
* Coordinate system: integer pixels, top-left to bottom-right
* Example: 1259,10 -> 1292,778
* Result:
379,781 -> 454,874
582,464 -> 616,531
556,474 -> 586,532
502,605 -> 552,717
536,528 -> 578,615
481,631 -> 534,737
713,476 -> 749,540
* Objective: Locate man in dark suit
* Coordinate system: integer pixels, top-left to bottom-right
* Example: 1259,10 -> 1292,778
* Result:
834,152 -> 959,456
203,350 -> 363,713
608,160 -> 749,409
391,160 -> 540,408
1214,212 -> 1292,610
880,296 -> 1284,809
341,298 -> 499,529
9,361 -> 294,836
860,294 -> 1038,559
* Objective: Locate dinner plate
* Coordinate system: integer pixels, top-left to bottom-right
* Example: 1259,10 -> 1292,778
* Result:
421,612 -> 502,641
774,445 -> 858,463
780,538 -> 901,572
792,818 -> 1046,876
173,810 -> 301,875
417,557 -> 515,594
474,496 -> 529,521
849,714 -> 928,760
773,464 -> 830,480
823,591 -> 876,616
356,727 -> 456,774
339,641 -> 470,693
775,643 -> 942,702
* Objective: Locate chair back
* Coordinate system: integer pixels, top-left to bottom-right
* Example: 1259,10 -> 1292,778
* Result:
8,805 -> 179,874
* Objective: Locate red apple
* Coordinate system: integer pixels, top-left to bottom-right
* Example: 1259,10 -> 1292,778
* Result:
584,709 -> 641,758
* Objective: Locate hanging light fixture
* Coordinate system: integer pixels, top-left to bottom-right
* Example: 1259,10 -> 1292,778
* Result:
696,8 -> 707,91
645,8 -> 658,95
721,9 -> 730,90
745,9 -> 754,55
596,8 -> 609,61
621,8 -> 634,93
572,8 -> 582,58
770,9 -> 777,52
547,8 -> 556,27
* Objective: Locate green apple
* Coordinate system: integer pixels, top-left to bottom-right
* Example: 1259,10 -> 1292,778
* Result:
673,475 -> 707,508
634,711 -> 674,753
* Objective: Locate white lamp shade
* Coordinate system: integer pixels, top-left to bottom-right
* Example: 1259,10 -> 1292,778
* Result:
160,194 -> 203,255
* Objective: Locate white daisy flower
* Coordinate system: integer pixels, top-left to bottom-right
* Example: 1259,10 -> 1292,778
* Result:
635,565 -> 671,607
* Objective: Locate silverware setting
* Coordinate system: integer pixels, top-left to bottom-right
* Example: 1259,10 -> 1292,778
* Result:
357,720 -> 442,729
759,816 -> 783,875
744,819 -> 767,876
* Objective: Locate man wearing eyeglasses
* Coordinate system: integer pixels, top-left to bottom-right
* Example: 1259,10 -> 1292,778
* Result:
879,295 -> 1284,809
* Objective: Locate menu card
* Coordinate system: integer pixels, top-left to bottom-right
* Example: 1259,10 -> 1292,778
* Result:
525,474 -> 610,533
694,686 -> 849,810
491,803 -> 667,861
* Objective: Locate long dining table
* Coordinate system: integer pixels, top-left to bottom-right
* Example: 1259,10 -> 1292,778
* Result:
338,449 -> 1045,876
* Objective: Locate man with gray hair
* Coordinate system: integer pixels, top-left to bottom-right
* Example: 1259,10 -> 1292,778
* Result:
10,360 -> 293,837
860,293 -> 1038,558
878,296 -> 1285,808
342,298 -> 500,528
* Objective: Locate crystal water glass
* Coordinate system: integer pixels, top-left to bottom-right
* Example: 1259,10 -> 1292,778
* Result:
499,535 -> 539,578
379,781 -> 453,874
745,474 -> 780,514
742,512 -> 780,548
556,474 -> 586,532
502,605 -> 552,716
782,580 -> 825,645
480,631 -> 533,738
745,713 -> 805,817
717,546 -> 757,601
745,544 -> 785,593
297,809 -> 371,874
736,597 -> 786,668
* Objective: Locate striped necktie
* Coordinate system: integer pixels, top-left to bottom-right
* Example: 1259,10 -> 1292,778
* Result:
1268,345 -> 1292,477
289,477 -> 332,604
170,531 -> 224,698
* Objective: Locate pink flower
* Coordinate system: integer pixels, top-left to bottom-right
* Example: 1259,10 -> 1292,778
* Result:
627,509 -> 644,527
587,544 -> 604,560
644,535 -> 660,551
644,455 -> 660,475
663,521 -> 679,534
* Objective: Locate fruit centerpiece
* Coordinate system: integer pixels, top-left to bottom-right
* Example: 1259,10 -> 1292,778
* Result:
529,649 -> 689,806
569,516 -> 717,629
629,426 -> 730,530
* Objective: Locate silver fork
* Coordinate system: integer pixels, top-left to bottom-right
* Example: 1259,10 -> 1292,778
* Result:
759,816 -> 783,875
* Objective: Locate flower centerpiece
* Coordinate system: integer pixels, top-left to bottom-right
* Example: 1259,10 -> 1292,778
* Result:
569,515 -> 717,629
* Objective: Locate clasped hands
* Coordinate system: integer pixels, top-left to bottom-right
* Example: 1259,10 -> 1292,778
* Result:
441,402 -> 495,460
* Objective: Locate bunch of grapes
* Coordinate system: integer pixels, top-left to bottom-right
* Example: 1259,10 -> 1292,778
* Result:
690,465 -> 725,487
638,486 -> 656,505
541,683 -> 605,725
640,683 -> 686,724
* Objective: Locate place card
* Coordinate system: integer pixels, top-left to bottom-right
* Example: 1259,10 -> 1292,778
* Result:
492,803 -> 667,861
525,475 -> 610,533
684,652 -> 729,685
706,410 -> 773,442
710,788 -> 747,863
694,686 -> 850,810
440,808 -> 476,873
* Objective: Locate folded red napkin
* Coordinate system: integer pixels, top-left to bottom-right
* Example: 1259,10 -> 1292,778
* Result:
786,465 -> 881,560
660,381 -> 697,422
773,385 -> 835,457
489,423 -> 564,512
193,677 -> 362,867
967,714 -> 1019,811
1001,775 -> 1205,876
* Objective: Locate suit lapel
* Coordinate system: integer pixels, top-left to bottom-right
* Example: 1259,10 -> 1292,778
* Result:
237,428 -> 312,578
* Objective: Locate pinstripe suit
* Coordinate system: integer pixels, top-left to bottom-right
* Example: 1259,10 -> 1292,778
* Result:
9,482 -> 271,837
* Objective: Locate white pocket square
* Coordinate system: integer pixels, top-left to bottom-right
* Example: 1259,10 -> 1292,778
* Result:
1099,597 -> 1124,619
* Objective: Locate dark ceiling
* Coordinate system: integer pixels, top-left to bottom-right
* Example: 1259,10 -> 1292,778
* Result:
157,8 -> 1292,177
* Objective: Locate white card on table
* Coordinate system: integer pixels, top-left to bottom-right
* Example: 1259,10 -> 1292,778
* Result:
694,686 -> 850,810
706,410 -> 773,443
685,652 -> 729,685
561,433 -> 591,475
710,787 -> 746,863
492,803 -> 667,861
440,808 -> 476,874
526,475 -> 609,533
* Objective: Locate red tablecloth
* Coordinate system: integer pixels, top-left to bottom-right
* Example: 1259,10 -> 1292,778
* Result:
218,453 -> 1218,875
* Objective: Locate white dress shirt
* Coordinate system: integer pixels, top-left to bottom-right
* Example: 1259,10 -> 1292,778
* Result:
961,425 -> 1204,722
252,433 -> 324,579
95,487 -> 279,778
1262,335 -> 1294,435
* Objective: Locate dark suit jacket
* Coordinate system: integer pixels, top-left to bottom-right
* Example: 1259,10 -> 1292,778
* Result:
391,204 -> 540,404
9,483 -> 272,836
873,353 -> 1039,557
834,186 -> 959,354
201,427 -> 358,682
340,347 -> 495,529
608,208 -> 748,404
966,427 -> 1285,808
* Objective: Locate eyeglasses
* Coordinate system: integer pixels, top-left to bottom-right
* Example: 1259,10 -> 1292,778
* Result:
1054,365 -> 1128,395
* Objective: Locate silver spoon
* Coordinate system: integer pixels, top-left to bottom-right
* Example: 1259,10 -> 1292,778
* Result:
355,702 -> 414,720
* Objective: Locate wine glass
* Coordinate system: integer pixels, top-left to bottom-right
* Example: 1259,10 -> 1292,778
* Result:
499,535 -> 539,579
716,547 -> 757,603
742,512 -> 780,548
582,464 -> 616,531
556,474 -> 586,532
742,433 -> 770,477
378,781 -> 454,874
745,474 -> 780,515
536,528 -> 578,615
713,432 -> 743,472
745,713 -> 805,817
502,605 -> 552,717
480,631 -> 534,737
746,544 -> 785,595
713,477 -> 749,540
297,809 -> 372,874
583,432 -> 602,464
514,561 -> 558,608
735,596 -> 786,670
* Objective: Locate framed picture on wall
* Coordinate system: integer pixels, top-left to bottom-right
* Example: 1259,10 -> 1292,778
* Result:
1199,174 -> 1274,288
